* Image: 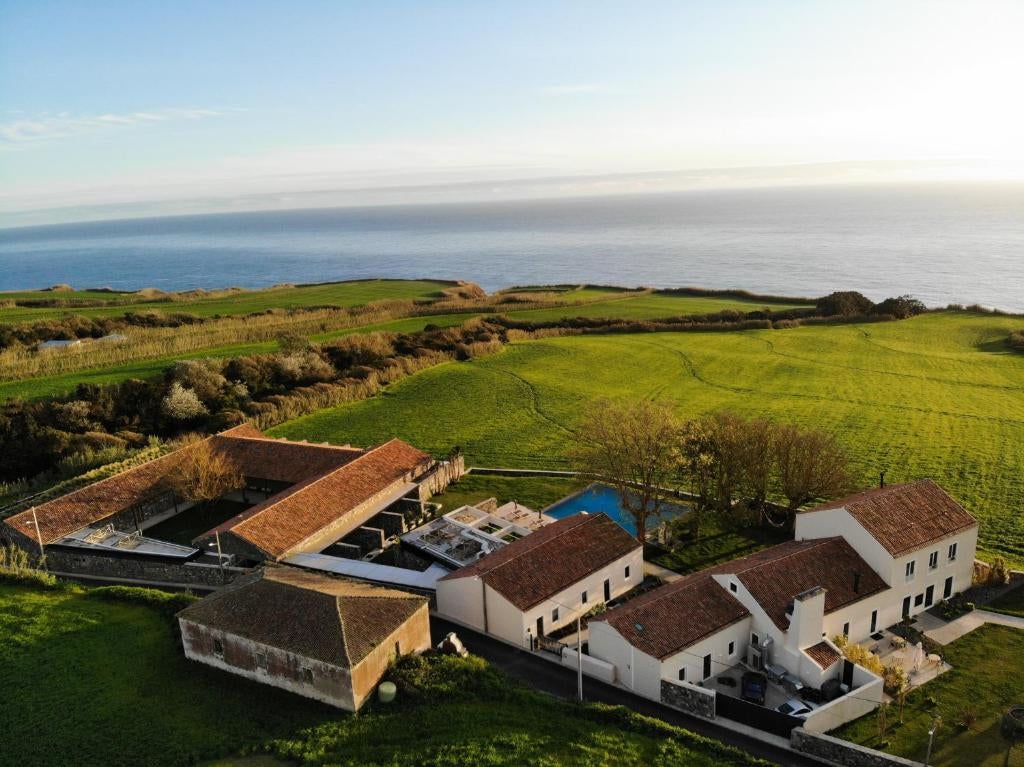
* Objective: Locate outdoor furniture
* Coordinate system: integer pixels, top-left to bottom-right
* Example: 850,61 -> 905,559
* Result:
890,636 -> 907,649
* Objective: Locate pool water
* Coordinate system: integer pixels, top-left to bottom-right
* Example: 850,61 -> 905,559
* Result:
544,484 -> 688,538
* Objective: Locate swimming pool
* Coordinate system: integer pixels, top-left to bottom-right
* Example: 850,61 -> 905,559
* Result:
544,483 -> 688,538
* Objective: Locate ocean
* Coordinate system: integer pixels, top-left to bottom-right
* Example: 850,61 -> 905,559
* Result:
2,182 -> 1023,311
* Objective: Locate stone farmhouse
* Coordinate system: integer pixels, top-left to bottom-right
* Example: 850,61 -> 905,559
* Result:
178,565 -> 430,710
587,480 -> 978,732
436,512 -> 643,647
1,425 -> 461,588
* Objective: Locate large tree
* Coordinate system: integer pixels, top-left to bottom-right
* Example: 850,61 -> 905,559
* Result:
163,437 -> 244,506
774,424 -> 852,524
570,399 -> 681,544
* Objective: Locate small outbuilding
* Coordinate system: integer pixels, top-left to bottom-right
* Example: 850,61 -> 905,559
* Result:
177,565 -> 430,710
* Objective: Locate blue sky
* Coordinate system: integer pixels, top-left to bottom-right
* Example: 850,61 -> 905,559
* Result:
2,0 -> 1023,225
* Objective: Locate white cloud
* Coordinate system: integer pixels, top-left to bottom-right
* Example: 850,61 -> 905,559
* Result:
0,107 -> 227,147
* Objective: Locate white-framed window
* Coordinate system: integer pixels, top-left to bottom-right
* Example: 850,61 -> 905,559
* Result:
729,581 -> 738,593
581,590 -> 588,605
552,607 -> 559,623
678,667 -> 686,682
624,565 -> 630,579
948,542 -> 958,561
905,560 -> 916,581
928,551 -> 939,570
727,641 -> 735,656
751,632 -> 759,647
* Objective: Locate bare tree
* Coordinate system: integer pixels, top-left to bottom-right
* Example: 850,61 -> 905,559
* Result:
570,399 -> 681,544
735,416 -> 778,522
774,424 -> 852,524
163,437 -> 245,506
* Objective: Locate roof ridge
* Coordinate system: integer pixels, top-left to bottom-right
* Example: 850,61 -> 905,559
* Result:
723,537 -> 834,575
231,439 -> 406,535
474,513 -> 600,576
219,431 -> 363,453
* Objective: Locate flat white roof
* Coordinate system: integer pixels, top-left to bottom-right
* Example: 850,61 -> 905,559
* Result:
59,525 -> 199,558
285,552 -> 450,591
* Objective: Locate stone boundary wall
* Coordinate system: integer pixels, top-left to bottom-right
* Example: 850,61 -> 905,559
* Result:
45,546 -> 247,588
660,678 -> 715,720
791,728 -> 924,767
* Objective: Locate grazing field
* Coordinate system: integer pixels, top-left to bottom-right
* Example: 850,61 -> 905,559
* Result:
0,581 -> 766,767
498,292 -> 808,321
836,624 -> 1024,767
271,311 -> 1024,565
0,279 -> 456,323
432,473 -> 586,514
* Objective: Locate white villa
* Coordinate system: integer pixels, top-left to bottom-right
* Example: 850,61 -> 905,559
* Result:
588,480 -> 978,729
436,512 -> 643,648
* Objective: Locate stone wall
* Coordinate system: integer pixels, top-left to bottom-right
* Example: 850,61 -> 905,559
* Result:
45,546 -> 247,589
660,679 -> 715,720
791,728 -> 924,767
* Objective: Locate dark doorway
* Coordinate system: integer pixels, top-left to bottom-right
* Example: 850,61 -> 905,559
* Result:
943,576 -> 953,599
842,659 -> 855,688
703,653 -> 712,680
902,595 -> 912,618
925,585 -> 934,607
536,616 -> 544,638
870,610 -> 878,633
603,579 -> 611,602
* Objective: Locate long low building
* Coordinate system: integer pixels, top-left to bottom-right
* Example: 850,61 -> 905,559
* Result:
1,425 -> 461,585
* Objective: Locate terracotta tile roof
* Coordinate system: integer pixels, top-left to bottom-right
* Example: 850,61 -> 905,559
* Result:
440,513 -> 641,611
805,641 -> 842,669
177,565 -> 427,667
805,480 -> 977,557
593,573 -> 749,660
2,426 -> 415,547
711,538 -> 888,630
210,438 -> 433,559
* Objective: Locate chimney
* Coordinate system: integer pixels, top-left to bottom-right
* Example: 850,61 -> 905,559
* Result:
879,471 -> 886,489
853,572 -> 861,593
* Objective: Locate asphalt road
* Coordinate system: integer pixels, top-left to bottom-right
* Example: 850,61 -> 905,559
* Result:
431,617 -> 824,767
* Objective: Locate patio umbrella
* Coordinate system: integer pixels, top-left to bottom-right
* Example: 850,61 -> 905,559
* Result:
913,642 -> 924,673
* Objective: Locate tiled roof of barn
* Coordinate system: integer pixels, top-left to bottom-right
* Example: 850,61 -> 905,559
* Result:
177,566 -> 427,667
207,438 -> 432,559
439,512 -> 640,611
805,480 -> 977,557
1,425 -> 404,546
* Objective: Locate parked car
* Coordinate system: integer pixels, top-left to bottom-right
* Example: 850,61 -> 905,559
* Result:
777,697 -> 819,718
741,671 -> 767,705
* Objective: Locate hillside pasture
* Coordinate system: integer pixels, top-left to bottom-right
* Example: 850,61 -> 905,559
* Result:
270,312 -> 1024,565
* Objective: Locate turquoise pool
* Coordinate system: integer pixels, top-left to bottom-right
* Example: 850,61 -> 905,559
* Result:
544,483 -> 688,537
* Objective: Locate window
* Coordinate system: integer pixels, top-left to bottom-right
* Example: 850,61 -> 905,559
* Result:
729,582 -> 738,593
943,576 -> 954,599
301,667 -> 314,684
624,565 -> 630,579
905,560 -> 916,581
255,652 -> 268,670
870,610 -> 878,633
948,542 -> 958,562
581,590 -> 588,605
702,653 -> 712,680
929,551 -> 939,570
914,593 -> 924,607
751,632 -> 759,647
842,622 -> 850,638
552,607 -> 559,623
727,641 -> 735,656
213,638 -> 224,658
678,667 -> 686,682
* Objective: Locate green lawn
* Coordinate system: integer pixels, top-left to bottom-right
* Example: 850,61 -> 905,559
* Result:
836,624 -> 1024,767
0,279 -> 455,324
986,584 -> 1024,619
432,473 -> 586,514
270,311 -> 1024,565
647,522 -> 791,575
0,581 -> 769,767
498,292 -> 808,322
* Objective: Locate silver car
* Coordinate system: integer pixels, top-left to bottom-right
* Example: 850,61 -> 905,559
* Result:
777,697 -> 818,718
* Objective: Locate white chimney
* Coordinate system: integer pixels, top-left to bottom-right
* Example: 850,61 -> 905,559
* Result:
786,586 -> 826,653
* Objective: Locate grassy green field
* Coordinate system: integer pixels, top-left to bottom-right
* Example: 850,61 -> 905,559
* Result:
987,584 -> 1024,618
270,311 -> 1024,564
432,473 -> 586,514
836,624 -> 1024,767
0,581 -> 767,767
0,312 -> 475,401
498,292 -> 808,322
0,279 -> 455,323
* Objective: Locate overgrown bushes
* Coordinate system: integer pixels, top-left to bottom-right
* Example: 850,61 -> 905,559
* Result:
84,585 -> 198,616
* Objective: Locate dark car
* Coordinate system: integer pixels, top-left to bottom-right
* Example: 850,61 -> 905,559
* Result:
741,671 -> 767,705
